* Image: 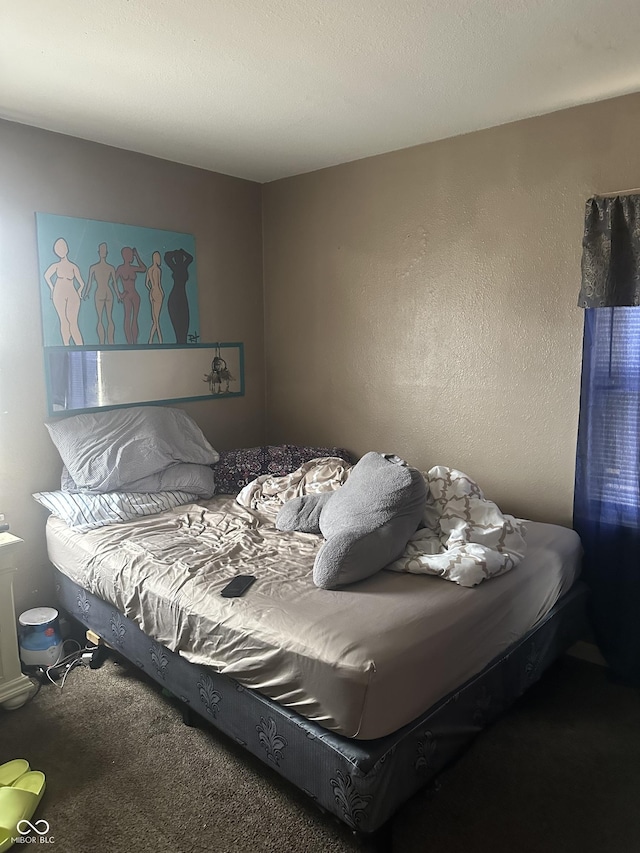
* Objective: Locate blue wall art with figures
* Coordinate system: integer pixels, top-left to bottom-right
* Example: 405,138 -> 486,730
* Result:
36,213 -> 200,347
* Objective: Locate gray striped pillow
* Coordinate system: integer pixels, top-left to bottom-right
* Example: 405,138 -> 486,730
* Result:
33,489 -> 199,532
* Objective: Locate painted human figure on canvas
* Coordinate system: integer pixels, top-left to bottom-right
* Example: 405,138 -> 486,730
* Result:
116,247 -> 146,344
43,237 -> 86,345
164,248 -> 193,344
85,242 -> 118,344
145,251 -> 164,344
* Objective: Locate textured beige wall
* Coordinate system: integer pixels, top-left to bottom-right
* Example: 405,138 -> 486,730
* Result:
263,93 -> 640,527
0,120 -> 264,612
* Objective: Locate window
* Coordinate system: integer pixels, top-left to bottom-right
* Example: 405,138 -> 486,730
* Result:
582,307 -> 640,517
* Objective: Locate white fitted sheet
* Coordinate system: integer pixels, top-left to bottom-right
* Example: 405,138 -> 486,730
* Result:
46,499 -> 581,739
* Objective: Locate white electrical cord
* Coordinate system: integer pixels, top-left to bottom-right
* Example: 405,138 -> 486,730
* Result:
44,640 -> 98,691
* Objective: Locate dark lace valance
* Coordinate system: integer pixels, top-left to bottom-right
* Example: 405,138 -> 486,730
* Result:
579,195 -> 640,308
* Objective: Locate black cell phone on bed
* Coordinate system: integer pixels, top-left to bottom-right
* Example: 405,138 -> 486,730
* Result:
220,575 -> 257,598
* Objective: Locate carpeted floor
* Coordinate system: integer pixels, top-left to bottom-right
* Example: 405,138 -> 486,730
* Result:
0,654 -> 638,853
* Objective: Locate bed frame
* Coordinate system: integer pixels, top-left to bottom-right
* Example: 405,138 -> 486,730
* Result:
54,568 -> 587,838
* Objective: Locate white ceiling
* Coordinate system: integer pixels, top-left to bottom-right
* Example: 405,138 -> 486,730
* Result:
2,0 -> 640,183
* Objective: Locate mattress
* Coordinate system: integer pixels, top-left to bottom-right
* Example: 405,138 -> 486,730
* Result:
46,498 -> 581,739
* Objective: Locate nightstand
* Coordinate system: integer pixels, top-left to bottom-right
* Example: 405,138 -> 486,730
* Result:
0,535 -> 35,710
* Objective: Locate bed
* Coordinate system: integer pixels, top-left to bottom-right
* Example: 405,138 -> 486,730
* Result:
36,407 -> 588,837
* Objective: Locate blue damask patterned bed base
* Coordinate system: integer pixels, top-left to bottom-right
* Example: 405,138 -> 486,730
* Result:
54,569 -> 587,835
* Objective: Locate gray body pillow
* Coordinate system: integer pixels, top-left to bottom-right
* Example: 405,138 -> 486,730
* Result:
276,492 -> 333,534
314,452 -> 426,589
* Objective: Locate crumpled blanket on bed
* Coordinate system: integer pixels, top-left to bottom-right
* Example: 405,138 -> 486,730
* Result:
388,466 -> 526,587
238,458 -> 526,587
236,456 -> 352,515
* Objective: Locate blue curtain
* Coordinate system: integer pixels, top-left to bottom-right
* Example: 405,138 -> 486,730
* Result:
574,307 -> 640,685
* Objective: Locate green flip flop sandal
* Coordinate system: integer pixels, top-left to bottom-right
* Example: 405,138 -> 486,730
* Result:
0,762 -> 29,788
0,772 -> 46,853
